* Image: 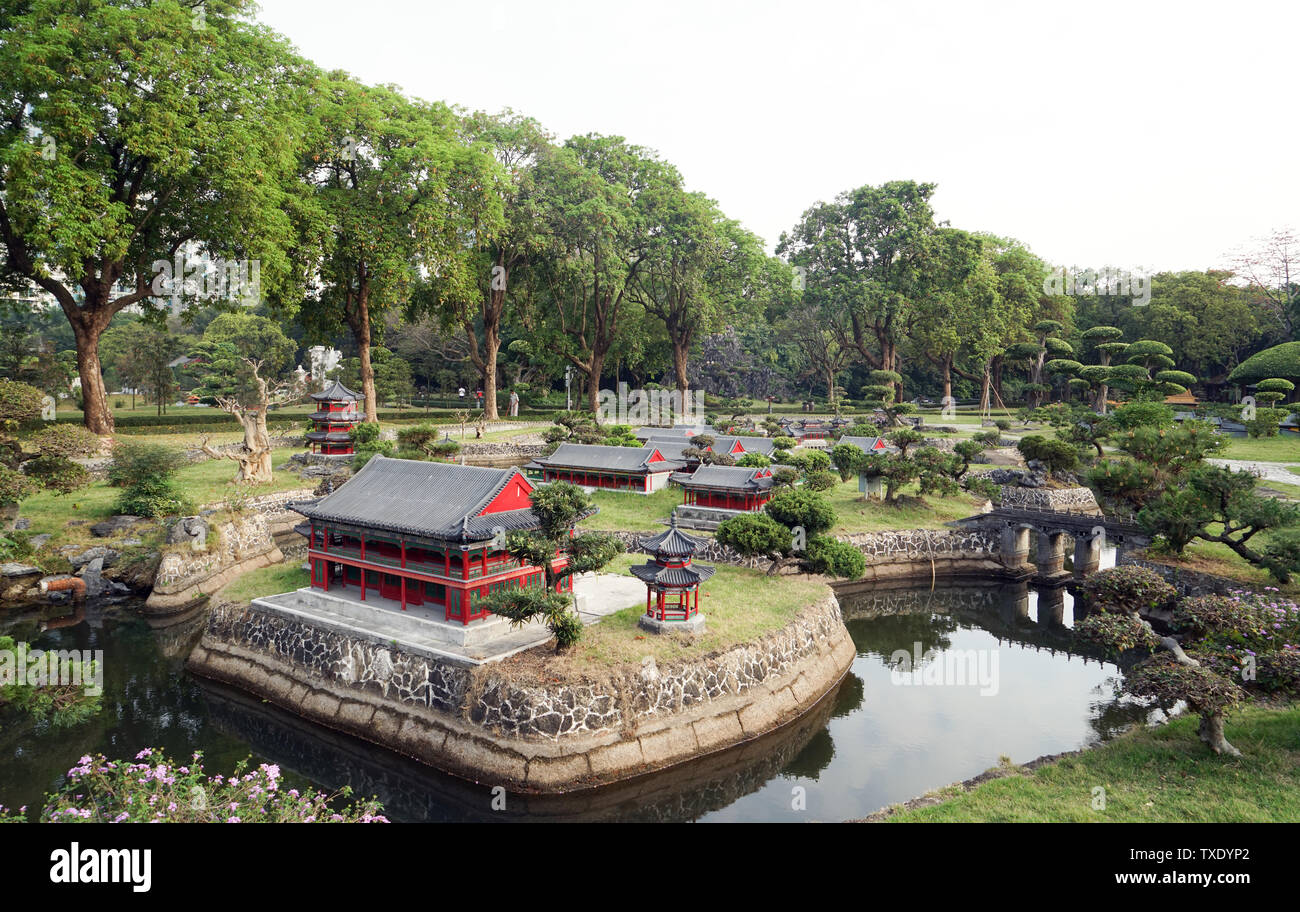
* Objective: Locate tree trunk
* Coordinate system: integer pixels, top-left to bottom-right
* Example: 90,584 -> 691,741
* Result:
586,352 -> 604,417
72,320 -> 114,435
672,338 -> 689,395
482,329 -> 500,421
351,286 -> 378,423
1196,710 -> 1241,756
941,355 -> 953,403
979,366 -> 991,415
233,409 -> 275,484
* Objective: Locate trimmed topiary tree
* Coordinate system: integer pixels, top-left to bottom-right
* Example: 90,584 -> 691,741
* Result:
1075,566 -> 1300,756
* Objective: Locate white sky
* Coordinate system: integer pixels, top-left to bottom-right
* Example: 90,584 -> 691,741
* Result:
255,0 -> 1299,273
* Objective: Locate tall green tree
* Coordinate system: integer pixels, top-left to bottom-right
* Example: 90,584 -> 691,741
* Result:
777,180 -> 938,398
300,74 -> 505,422
0,0 -> 317,433
524,134 -> 677,414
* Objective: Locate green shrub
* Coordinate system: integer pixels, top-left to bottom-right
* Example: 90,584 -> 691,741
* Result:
107,442 -> 187,488
1016,434 -> 1079,474
804,536 -> 865,578
805,470 -> 838,491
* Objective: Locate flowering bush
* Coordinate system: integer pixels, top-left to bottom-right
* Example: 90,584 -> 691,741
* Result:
1078,565 -> 1178,615
37,749 -> 388,823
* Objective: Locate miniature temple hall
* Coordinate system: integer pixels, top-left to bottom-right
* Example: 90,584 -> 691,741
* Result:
293,456 -> 569,625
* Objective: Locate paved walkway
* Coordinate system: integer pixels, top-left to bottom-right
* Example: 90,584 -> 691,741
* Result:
1207,458 -> 1300,487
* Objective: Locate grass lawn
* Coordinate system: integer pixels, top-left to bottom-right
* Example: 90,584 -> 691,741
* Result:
507,553 -> 831,673
580,486 -> 680,532
877,703 -> 1300,822
218,561 -> 310,604
17,451 -> 309,546
1217,435 -> 1300,462
824,478 -> 986,534
579,477 -> 987,536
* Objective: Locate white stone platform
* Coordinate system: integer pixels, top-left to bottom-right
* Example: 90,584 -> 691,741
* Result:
251,571 -> 646,665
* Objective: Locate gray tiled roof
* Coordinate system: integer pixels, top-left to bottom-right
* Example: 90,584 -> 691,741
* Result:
633,425 -> 710,440
310,379 -> 361,402
836,436 -> 891,453
291,455 -> 542,542
637,516 -> 710,557
711,435 -> 777,456
532,443 -> 684,473
676,465 -> 775,491
630,562 -> 715,587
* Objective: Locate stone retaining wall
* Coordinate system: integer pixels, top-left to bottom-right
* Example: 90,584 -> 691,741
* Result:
187,595 -> 854,793
145,513 -> 284,616
599,526 -> 1005,580
997,485 -> 1101,513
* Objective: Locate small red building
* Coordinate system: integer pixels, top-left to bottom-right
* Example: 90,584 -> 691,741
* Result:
674,464 -> 778,511
630,518 -> 714,625
307,379 -> 362,455
293,456 -> 571,625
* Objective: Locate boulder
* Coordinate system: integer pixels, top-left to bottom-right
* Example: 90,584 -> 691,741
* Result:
1,562 -> 41,579
90,515 -> 145,538
167,516 -> 209,546
67,545 -> 120,571
79,556 -> 105,598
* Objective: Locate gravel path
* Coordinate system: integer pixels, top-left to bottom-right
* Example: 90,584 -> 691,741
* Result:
1207,458 -> 1300,486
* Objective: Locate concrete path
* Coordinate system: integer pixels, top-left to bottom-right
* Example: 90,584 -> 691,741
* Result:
1207,458 -> 1300,487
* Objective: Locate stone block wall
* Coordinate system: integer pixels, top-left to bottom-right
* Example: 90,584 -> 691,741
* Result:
997,485 -> 1101,513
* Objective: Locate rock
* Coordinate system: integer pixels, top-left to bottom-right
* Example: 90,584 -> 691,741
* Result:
167,516 -> 209,546
67,546 -> 120,571
1,562 -> 41,579
28,533 -> 51,550
79,556 -> 105,597
90,515 -> 144,538
119,538 -> 143,547
14,518 -> 30,530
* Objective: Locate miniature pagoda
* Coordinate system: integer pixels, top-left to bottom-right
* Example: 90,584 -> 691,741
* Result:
629,516 -> 715,633
292,455 -> 570,625
306,379 -> 362,455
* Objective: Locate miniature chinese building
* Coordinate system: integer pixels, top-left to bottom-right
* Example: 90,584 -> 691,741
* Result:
307,379 -> 362,455
630,517 -> 714,633
838,435 -> 892,498
674,464 -> 777,511
292,456 -> 570,624
633,424 -> 710,442
524,443 -> 683,493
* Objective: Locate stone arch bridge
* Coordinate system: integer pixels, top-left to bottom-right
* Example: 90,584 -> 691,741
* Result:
954,505 -> 1149,584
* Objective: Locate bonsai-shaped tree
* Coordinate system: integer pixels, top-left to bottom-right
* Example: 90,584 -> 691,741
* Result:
198,358 -> 299,484
1139,464 -> 1300,582
1246,378 -> 1295,437
859,370 -> 916,427
541,411 -> 604,451
1075,566 -> 1300,756
480,482 -> 622,650
1005,320 -> 1074,408
1088,419 -> 1225,510
715,487 -> 862,577
1078,325 -> 1129,413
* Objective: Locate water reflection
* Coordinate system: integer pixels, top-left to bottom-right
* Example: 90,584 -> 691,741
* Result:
1,574 -> 1156,822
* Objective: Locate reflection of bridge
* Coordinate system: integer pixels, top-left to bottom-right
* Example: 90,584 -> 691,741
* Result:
835,580 -> 1114,664
953,505 -> 1149,583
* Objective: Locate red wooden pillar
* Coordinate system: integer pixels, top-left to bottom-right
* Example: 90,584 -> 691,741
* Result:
360,532 -> 366,562
646,589 -> 651,615
360,568 -> 366,602
400,540 -> 407,611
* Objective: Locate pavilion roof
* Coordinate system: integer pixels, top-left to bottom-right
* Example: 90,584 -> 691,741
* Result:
291,455 -> 543,543
630,561 -> 715,588
633,425 -> 711,440
637,515 -> 711,557
836,435 -> 892,453
310,379 -> 361,402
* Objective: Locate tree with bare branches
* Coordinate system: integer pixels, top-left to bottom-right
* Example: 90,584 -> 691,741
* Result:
199,360 -> 297,485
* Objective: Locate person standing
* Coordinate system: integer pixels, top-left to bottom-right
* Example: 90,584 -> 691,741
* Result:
457,386 -> 466,401
508,389 -> 519,417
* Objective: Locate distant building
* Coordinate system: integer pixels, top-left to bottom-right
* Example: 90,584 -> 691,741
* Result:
525,443 -> 683,493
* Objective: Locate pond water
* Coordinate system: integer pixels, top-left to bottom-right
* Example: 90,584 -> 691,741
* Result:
0,568 -> 1159,822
